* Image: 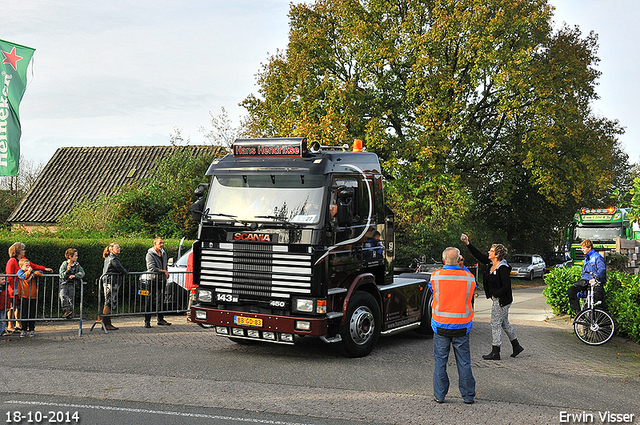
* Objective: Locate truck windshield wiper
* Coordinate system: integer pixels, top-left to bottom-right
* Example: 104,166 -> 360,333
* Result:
254,215 -> 299,228
208,212 -> 247,225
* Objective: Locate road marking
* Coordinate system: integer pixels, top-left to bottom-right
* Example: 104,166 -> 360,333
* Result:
5,400 -> 313,425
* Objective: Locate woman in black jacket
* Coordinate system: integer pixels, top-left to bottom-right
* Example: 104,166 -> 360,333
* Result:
100,243 -> 128,331
461,234 -> 524,360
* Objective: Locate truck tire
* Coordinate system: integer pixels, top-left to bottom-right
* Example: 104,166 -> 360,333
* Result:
339,291 -> 381,358
416,289 -> 434,335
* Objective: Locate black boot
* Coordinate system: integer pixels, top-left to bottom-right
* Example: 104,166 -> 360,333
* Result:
510,339 -> 524,358
482,345 -> 500,360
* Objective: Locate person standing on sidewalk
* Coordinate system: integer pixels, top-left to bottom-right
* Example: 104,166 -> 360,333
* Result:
429,247 -> 476,404
143,237 -> 171,328
58,248 -> 85,319
101,243 -> 128,331
461,233 -> 524,360
5,242 -> 53,333
0,276 -> 7,336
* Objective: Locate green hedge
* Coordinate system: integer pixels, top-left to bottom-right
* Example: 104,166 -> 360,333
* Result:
543,267 -> 640,343
542,266 -> 582,316
0,236 -> 192,307
605,273 -> 640,343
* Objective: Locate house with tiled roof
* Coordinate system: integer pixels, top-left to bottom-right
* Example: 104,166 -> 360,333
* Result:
7,145 -> 225,230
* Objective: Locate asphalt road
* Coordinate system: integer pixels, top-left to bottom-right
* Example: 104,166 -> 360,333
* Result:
1,285 -> 639,425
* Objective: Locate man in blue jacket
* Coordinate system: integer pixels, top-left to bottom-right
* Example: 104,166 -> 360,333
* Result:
567,239 -> 606,315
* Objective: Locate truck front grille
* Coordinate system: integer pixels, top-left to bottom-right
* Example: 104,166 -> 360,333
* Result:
200,243 -> 312,299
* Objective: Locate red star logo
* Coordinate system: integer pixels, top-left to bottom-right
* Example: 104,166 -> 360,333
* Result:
2,47 -> 23,71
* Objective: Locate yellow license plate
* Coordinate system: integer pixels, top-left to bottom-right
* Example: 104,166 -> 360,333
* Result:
510,272 -> 517,275
234,316 -> 263,327
138,290 -> 150,296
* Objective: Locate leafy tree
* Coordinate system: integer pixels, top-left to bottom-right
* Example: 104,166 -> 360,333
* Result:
242,0 -> 629,256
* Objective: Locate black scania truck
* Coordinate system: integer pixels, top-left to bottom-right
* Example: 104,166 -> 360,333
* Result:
190,137 -> 431,357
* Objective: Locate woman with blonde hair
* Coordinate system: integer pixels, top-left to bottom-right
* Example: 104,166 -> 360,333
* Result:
100,243 -> 128,331
461,234 -> 524,360
5,242 -> 53,333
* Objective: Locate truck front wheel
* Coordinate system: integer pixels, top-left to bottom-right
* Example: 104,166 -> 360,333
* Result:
339,291 -> 381,358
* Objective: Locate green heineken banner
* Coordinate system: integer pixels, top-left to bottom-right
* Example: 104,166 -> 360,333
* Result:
0,39 -> 35,176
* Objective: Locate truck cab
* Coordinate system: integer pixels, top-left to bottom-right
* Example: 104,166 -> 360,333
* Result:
190,138 -> 431,357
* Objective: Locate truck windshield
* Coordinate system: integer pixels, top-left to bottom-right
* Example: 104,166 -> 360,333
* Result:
205,174 -> 326,224
573,226 -> 624,243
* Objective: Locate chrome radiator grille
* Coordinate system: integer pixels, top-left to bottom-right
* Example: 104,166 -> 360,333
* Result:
200,243 -> 312,299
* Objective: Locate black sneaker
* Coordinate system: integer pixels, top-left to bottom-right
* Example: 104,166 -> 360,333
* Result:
144,322 -> 151,328
157,320 -> 171,326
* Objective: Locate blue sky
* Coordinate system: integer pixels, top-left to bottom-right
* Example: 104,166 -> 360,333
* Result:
3,0 -> 639,166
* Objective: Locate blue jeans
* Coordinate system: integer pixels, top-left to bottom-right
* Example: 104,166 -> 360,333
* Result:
433,332 -> 476,402
59,282 -> 75,312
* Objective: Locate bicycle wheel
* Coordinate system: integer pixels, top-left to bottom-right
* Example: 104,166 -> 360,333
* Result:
573,308 -> 615,346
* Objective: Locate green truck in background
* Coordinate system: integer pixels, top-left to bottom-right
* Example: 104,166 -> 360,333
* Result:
567,207 -> 640,265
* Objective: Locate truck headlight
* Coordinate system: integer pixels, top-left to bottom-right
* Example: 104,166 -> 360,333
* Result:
198,289 -> 212,303
295,320 -> 312,331
293,298 -> 314,313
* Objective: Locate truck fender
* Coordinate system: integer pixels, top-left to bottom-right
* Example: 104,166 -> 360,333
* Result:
340,273 -> 380,326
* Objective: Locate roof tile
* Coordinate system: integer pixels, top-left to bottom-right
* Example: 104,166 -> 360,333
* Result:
8,145 -> 224,224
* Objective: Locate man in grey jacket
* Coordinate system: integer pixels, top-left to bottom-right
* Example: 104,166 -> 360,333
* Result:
144,237 -> 171,327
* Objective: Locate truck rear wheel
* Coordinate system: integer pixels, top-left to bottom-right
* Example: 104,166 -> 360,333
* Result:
339,291 -> 381,358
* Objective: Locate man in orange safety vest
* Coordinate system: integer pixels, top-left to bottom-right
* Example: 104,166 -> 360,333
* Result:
428,246 -> 476,404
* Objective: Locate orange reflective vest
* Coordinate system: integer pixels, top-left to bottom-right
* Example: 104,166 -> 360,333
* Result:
431,268 -> 475,325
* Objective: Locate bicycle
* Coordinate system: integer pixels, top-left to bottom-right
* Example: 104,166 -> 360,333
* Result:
572,274 -> 615,346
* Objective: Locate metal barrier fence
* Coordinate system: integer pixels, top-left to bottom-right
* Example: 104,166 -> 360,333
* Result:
90,270 -> 192,333
0,273 -> 85,337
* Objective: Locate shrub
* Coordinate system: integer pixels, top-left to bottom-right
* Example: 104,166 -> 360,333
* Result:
543,267 -> 640,343
604,272 -> 640,342
542,266 -> 581,315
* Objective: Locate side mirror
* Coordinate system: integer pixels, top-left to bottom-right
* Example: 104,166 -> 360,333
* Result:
191,198 -> 206,223
191,183 -> 209,223
194,183 -> 209,197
